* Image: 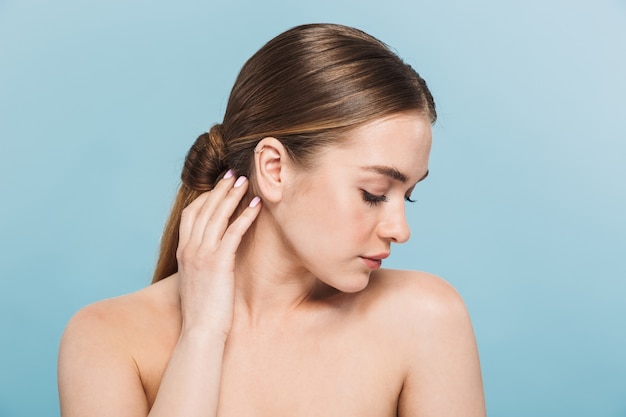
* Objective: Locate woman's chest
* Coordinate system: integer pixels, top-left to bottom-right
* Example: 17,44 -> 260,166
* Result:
137,313 -> 405,416
216,325 -> 403,416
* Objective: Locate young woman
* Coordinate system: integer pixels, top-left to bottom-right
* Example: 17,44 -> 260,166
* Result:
58,23 -> 486,416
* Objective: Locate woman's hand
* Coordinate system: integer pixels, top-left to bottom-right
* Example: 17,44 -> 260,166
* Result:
176,170 -> 261,338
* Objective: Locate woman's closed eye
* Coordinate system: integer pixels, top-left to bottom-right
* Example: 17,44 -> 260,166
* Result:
361,190 -> 387,206
361,190 -> 417,206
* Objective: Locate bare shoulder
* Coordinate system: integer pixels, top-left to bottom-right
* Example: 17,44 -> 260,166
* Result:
363,268 -> 477,361
362,269 -> 485,416
61,276 -> 178,346
364,268 -> 469,324
58,277 -> 180,416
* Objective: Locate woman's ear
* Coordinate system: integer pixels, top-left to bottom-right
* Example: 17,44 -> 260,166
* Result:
253,137 -> 289,203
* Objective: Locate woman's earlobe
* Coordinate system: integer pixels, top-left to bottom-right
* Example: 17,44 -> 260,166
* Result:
254,137 -> 286,203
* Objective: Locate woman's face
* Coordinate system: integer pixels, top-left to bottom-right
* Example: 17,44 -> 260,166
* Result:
275,111 -> 432,293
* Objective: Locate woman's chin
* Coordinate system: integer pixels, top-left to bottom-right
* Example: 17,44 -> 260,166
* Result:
329,273 -> 371,294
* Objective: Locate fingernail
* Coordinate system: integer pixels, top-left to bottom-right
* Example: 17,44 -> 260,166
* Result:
249,196 -> 261,207
223,169 -> 234,179
234,176 -> 247,188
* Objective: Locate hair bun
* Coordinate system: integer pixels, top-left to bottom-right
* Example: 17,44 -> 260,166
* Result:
181,124 -> 226,191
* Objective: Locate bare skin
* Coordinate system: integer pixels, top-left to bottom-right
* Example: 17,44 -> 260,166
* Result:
58,112 -> 486,416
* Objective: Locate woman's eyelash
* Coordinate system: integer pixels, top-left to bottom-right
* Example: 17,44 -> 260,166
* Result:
361,190 -> 387,206
361,190 -> 417,206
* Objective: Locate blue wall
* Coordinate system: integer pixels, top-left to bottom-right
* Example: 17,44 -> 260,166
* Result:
1,1 -> 624,416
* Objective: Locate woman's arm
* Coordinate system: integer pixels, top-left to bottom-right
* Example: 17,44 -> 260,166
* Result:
58,301 -> 151,416
396,273 -> 486,417
58,172 -> 261,417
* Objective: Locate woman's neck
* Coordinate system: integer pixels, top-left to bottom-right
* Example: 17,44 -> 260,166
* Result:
232,213 -> 336,327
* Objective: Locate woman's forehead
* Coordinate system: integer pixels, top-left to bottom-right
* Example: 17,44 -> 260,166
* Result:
326,113 -> 432,178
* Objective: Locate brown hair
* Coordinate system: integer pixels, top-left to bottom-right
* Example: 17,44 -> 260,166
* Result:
152,23 -> 436,283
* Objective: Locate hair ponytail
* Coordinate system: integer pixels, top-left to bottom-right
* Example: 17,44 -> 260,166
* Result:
152,124 -> 228,283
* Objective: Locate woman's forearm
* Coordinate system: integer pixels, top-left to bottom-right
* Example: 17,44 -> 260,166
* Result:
148,328 -> 227,417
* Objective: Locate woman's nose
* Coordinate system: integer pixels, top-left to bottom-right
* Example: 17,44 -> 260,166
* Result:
377,205 -> 411,244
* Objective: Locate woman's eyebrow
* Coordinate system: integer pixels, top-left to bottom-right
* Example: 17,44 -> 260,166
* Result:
361,165 -> 429,183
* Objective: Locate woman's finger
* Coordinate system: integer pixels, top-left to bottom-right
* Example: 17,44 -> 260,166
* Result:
219,196 -> 262,253
178,191 -> 210,250
186,170 -> 236,248
198,176 -> 251,247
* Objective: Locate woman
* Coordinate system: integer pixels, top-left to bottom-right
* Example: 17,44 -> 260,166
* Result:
58,23 -> 485,416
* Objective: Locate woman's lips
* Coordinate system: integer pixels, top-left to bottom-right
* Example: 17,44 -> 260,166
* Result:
360,256 -> 383,270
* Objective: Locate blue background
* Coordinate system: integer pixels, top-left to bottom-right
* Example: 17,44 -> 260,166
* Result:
1,1 -> 625,416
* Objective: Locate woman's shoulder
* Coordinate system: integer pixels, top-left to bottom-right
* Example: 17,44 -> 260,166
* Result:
60,276 -> 180,353
358,269 -> 472,340
363,270 -> 485,414
58,277 -> 181,414
366,268 -> 466,313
